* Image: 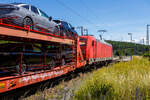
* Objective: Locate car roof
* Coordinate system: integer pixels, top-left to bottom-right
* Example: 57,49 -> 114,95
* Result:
10,3 -> 29,7
11,3 -> 26,5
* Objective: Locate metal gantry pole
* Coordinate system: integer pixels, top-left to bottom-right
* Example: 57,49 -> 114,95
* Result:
84,28 -> 88,35
97,30 -> 107,40
128,33 -> 133,60
77,26 -> 84,36
142,38 -> 145,45
128,33 -> 132,42
146,25 -> 150,45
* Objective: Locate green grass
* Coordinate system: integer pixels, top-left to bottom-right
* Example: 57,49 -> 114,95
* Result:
74,57 -> 150,100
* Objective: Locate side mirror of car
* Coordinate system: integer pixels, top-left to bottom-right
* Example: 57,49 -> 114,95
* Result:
49,16 -> 52,21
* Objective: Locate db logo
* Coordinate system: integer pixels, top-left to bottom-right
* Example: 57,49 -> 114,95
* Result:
8,81 -> 16,89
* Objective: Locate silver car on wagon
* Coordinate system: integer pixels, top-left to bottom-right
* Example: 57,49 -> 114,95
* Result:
0,3 -> 58,33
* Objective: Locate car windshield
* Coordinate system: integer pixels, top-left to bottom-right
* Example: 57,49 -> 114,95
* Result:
39,9 -> 49,18
68,23 -> 73,29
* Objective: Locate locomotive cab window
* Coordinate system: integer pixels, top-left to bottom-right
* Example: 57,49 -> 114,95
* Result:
92,40 -> 94,46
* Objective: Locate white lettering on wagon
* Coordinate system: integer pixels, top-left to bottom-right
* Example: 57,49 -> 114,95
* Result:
31,75 -> 39,80
54,70 -> 64,75
40,73 -> 48,79
19,70 -> 64,83
22,76 -> 31,82
48,72 -> 53,76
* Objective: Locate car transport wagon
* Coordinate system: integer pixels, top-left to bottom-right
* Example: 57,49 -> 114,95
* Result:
0,3 -> 113,94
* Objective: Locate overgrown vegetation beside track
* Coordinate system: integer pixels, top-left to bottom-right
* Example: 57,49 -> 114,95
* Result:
74,57 -> 150,100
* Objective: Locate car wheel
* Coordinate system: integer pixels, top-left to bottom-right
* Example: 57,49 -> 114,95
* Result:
48,59 -> 56,69
16,62 -> 26,75
23,17 -> 34,30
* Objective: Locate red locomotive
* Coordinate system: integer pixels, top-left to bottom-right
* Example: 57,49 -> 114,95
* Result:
80,35 -> 113,64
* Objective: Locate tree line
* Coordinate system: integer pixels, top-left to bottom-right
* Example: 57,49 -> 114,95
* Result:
106,40 -> 150,57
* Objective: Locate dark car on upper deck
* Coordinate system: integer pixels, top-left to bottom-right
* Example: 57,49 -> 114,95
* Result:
53,20 -> 78,38
0,3 -> 58,33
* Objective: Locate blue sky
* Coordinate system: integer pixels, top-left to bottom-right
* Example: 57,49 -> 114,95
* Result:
0,0 -> 150,43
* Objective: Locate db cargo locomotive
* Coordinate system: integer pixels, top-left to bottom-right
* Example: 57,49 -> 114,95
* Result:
80,35 -> 113,64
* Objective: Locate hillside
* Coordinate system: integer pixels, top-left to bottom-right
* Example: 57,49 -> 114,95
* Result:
106,40 -> 150,56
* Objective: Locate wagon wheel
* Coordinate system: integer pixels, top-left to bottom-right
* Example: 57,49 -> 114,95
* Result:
16,61 -> 26,75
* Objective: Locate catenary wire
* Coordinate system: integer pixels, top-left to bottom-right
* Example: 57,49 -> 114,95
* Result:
55,0 -> 94,25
